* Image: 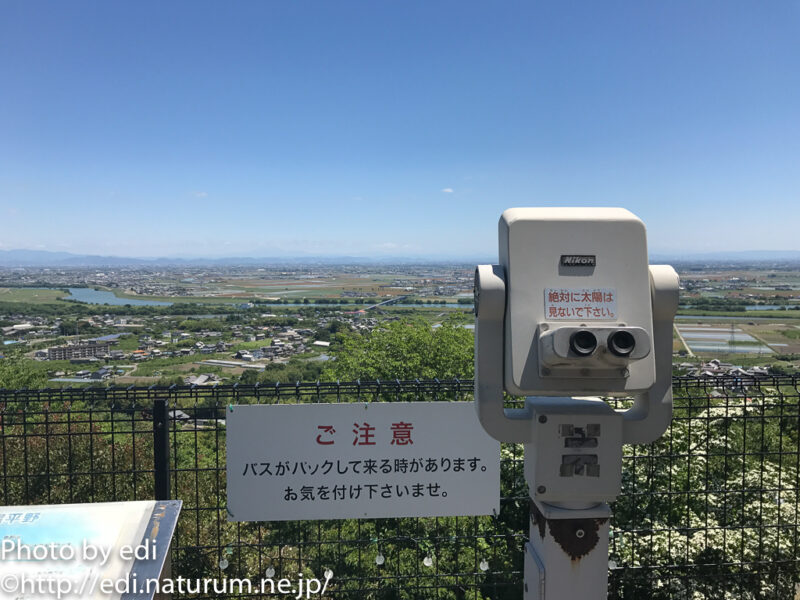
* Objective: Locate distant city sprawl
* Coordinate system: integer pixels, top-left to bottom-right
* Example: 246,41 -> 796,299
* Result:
0,264 -> 475,387
0,261 -> 799,388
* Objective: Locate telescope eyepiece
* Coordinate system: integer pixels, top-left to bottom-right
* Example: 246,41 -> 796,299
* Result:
608,330 -> 636,357
569,330 -> 598,357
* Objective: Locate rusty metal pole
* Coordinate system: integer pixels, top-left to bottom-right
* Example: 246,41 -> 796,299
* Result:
524,500 -> 612,599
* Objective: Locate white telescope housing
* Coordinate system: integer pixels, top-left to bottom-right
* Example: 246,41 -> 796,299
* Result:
474,207 -> 680,600
475,207 -> 679,446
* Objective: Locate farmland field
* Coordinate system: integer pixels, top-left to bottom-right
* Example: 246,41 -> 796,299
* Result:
0,287 -> 66,304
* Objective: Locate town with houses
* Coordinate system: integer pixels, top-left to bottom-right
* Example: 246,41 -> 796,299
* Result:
1,295 -> 381,386
1,262 -> 800,387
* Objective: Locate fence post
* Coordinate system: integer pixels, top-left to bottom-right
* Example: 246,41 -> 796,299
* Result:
153,398 -> 170,500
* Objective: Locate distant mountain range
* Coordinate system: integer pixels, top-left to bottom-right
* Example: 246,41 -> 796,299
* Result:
1,249 -> 799,267
0,249 -> 484,267
652,250 -> 800,263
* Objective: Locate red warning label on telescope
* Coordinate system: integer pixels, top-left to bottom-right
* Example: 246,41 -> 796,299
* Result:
544,288 -> 617,321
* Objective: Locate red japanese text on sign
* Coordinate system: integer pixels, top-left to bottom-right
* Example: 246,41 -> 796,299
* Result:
390,422 -> 414,445
316,422 -> 415,446
352,422 -> 377,446
316,425 -> 335,445
544,288 -> 617,321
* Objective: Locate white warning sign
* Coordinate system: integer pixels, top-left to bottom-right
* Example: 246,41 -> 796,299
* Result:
544,288 -> 617,320
226,402 -> 500,521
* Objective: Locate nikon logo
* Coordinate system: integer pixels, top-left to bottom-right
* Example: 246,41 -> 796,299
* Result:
560,255 -> 596,267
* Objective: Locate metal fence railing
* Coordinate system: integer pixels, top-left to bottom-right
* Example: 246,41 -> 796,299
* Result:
1,376 -> 799,599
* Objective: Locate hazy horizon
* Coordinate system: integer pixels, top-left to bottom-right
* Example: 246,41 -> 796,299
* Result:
2,2 -> 798,257
2,247 -> 800,267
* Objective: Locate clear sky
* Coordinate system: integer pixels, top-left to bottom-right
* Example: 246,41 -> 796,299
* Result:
1,1 -> 798,259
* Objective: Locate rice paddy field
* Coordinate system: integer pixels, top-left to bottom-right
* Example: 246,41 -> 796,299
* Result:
676,324 -> 774,355
675,320 -> 800,356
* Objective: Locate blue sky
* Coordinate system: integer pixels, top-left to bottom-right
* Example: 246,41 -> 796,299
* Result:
1,1 -> 798,259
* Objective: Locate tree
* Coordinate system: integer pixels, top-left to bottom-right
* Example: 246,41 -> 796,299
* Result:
314,319 -> 350,342
58,320 -> 93,336
321,319 -> 473,381
0,356 -> 49,389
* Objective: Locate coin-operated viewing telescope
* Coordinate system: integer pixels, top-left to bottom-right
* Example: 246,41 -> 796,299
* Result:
474,208 -> 679,600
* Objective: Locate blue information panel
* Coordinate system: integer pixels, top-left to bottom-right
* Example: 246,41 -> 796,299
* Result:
0,500 -> 181,600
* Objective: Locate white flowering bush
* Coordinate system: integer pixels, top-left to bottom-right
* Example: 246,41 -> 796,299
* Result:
609,387 -> 799,599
